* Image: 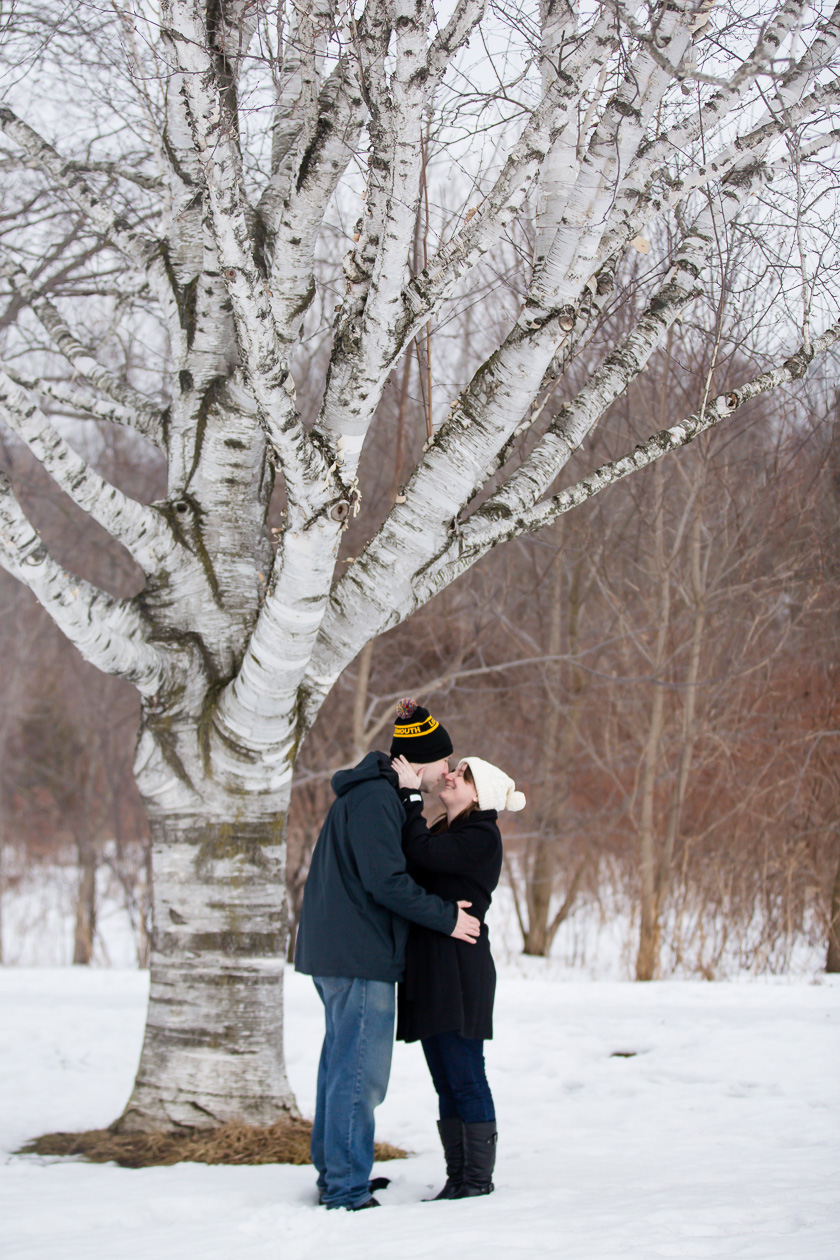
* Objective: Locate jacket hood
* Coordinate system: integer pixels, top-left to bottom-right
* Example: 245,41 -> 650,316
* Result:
331,750 -> 398,798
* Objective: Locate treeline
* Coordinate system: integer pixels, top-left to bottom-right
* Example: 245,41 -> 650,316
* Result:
288,334 -> 840,980
1,336 -> 839,977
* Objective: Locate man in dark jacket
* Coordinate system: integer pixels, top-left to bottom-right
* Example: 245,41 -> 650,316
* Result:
296,700 -> 479,1210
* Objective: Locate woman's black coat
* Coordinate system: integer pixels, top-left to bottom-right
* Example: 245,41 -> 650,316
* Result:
396,799 -> 503,1043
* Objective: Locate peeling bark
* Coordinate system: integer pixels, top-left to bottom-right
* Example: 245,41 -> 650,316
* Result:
119,804 -> 295,1129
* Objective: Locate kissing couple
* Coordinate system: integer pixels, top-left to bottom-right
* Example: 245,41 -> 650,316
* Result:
295,698 -> 525,1210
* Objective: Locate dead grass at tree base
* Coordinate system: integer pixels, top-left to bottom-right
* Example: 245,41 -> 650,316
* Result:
17,1118 -> 409,1169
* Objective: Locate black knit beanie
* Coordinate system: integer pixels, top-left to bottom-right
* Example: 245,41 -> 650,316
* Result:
389,698 -> 453,762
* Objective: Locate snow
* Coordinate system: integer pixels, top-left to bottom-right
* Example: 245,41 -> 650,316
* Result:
2,864 -> 828,977
1,966 -> 838,1259
0,857 -> 144,968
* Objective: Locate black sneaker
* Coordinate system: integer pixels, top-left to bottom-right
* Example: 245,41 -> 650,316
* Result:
346,1197 -> 380,1211
320,1180 -> 388,1206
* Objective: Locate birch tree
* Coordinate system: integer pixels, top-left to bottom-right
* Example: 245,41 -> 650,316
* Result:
0,0 -> 838,1131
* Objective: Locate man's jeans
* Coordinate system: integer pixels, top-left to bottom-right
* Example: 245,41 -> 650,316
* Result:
311,976 -> 395,1209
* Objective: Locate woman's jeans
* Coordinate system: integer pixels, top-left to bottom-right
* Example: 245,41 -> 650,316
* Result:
421,1031 -> 496,1123
311,976 -> 395,1209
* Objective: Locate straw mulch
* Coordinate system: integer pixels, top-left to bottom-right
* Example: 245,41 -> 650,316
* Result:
17,1118 -> 408,1169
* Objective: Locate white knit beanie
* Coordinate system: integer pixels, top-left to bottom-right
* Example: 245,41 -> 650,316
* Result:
459,756 -> 526,813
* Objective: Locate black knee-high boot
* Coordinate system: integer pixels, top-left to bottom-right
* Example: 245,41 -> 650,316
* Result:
453,1121 -> 496,1198
428,1117 -> 465,1200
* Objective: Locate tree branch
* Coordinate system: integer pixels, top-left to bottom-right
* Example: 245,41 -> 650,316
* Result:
467,201 -> 726,524
454,323 -> 840,556
313,0 -> 498,473
599,3 -> 840,268
398,12 -> 617,349
0,153 -> 163,189
314,0 -> 440,464
302,0 -> 829,721
0,371 -> 173,571
524,0 -> 695,324
257,1 -> 397,343
164,0 -> 330,509
302,302 -> 586,725
532,0 -> 585,270
427,0 -> 488,79
606,80 -> 840,277
525,4 -> 840,400
0,367 -> 160,439
0,253 -> 165,446
0,472 -> 169,694
0,105 -> 158,271
302,5 -> 697,698
0,104 -> 191,367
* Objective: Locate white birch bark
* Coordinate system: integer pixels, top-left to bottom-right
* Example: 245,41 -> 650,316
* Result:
0,259 -> 165,443
0,0 -> 836,1129
0,473 -> 169,693
447,323 -> 840,556
0,368 -> 162,439
0,373 -> 171,570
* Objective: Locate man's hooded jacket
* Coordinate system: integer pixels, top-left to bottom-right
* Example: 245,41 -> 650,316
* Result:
295,752 -> 458,982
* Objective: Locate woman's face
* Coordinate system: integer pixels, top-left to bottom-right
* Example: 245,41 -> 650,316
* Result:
439,762 -> 478,815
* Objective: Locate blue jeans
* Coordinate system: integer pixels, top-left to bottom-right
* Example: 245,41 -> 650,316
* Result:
421,1031 -> 495,1123
311,976 -> 395,1209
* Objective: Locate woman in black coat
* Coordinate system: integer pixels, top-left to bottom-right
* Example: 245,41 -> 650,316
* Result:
392,754 -> 526,1201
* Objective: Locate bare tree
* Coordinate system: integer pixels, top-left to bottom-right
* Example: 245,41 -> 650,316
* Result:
0,0 -> 837,1131
488,325 -> 840,976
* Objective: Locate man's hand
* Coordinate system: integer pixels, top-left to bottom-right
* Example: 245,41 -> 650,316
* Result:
451,900 -> 480,943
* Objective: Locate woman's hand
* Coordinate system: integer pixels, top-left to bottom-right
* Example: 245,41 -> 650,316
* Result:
392,754 -> 422,791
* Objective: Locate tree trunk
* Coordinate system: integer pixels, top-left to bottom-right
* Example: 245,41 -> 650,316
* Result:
351,640 -> 375,762
523,836 -> 560,956
827,840 -> 840,974
636,458 -> 670,982
523,529 -> 587,955
72,836 -> 97,966
636,882 -> 662,982
116,791 -> 296,1131
524,856 -> 588,956
652,509 -> 707,951
138,841 -> 153,970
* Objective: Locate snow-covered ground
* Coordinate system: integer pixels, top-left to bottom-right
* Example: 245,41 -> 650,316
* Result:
1,966 -> 838,1260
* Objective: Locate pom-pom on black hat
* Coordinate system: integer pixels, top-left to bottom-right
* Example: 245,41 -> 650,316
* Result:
389,698 -> 453,762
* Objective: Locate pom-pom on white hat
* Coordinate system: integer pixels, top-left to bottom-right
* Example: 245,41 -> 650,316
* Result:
459,756 -> 526,813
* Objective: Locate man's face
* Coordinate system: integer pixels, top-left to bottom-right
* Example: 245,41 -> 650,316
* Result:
416,758 -> 450,793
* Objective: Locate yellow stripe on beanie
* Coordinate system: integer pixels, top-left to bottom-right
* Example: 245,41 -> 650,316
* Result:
392,716 -> 440,738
